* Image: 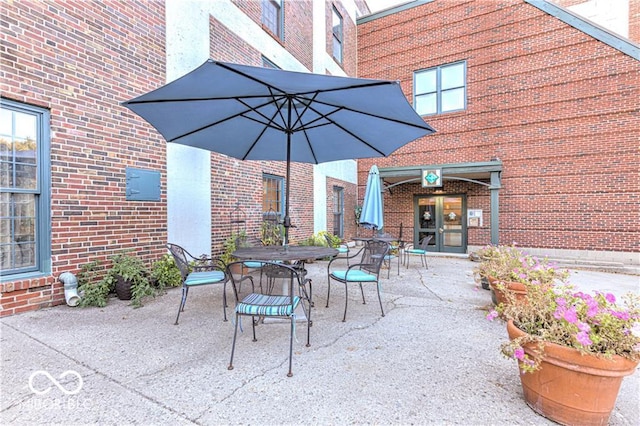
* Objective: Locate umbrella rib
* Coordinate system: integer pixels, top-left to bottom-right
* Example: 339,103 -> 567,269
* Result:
166,96 -> 286,142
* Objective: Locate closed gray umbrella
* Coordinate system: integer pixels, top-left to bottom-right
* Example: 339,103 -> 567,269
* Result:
123,59 -> 435,245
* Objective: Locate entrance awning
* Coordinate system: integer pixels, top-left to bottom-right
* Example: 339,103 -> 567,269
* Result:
378,160 -> 502,192
376,160 -> 503,245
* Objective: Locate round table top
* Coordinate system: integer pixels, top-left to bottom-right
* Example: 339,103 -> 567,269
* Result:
233,245 -> 338,262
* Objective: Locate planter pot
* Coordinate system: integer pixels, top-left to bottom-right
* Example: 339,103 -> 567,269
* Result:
507,320 -> 638,426
488,276 -> 527,306
115,276 -> 133,300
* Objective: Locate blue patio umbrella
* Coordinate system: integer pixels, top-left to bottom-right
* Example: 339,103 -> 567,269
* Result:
123,59 -> 435,245
359,165 -> 383,232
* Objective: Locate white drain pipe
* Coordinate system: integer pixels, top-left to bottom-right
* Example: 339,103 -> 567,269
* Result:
59,272 -> 81,307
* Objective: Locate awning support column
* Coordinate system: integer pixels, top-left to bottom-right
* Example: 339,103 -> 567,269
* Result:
490,171 -> 501,245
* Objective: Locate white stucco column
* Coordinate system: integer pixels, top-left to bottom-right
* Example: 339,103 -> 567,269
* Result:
165,0 -> 212,255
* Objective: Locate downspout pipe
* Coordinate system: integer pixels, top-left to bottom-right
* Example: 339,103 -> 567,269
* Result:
59,272 -> 81,307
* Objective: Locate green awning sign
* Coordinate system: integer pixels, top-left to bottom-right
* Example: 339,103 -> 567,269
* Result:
422,169 -> 442,187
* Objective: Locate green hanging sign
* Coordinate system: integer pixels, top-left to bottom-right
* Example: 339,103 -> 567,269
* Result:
422,169 -> 442,187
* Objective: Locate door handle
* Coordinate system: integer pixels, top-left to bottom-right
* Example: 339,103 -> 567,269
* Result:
438,228 -> 444,234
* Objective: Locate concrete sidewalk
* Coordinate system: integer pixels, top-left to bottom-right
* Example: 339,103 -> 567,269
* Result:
1,256 -> 638,425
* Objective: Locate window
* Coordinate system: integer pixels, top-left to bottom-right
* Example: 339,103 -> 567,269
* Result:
414,61 -> 466,116
263,174 -> 284,221
332,186 -> 344,238
0,99 -> 50,276
262,56 -> 279,69
262,0 -> 283,39
332,7 -> 343,63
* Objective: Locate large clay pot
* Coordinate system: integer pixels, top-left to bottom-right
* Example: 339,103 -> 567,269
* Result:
507,320 -> 638,426
488,276 -> 527,306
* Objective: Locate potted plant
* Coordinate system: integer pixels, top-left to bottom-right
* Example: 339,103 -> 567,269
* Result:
475,244 -> 569,305
487,281 -> 640,425
103,251 -> 155,307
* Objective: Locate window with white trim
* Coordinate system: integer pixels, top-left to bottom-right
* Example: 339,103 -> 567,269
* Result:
414,61 -> 467,116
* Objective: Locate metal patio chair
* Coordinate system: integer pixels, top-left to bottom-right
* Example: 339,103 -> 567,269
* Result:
326,240 -> 389,322
324,234 -> 350,266
226,261 -> 312,377
167,243 -> 229,324
404,235 -> 432,269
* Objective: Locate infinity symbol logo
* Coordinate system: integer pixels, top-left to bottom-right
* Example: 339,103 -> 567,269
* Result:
28,370 -> 84,395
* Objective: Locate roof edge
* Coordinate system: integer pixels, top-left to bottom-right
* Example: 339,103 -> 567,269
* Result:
525,0 -> 639,60
358,0 -> 434,24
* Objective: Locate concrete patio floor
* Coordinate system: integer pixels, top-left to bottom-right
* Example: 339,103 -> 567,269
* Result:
1,255 -> 638,425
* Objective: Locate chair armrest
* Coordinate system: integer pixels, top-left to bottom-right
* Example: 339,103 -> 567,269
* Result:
327,245 -> 365,269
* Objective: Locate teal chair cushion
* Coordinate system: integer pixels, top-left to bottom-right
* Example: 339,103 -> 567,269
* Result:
331,270 -> 377,282
185,270 -> 226,286
337,247 -> 349,253
236,294 -> 300,316
242,261 -> 263,269
407,249 -> 427,255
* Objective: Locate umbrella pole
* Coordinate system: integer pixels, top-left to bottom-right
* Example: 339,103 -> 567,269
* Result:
283,108 -> 292,247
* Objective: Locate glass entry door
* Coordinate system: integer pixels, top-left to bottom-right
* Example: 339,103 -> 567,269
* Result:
414,195 -> 466,253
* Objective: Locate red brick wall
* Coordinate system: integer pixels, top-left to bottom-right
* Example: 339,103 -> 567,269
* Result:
231,0 -> 314,69
326,177 -> 358,241
208,17 -> 316,252
358,1 -> 639,253
327,1 -> 358,75
1,0 -> 167,316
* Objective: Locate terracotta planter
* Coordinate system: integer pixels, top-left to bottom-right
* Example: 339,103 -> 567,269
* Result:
488,276 -> 527,306
507,320 -> 638,426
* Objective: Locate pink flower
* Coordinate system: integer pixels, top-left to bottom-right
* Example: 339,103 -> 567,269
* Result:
605,293 -> 616,303
486,310 -> 499,321
576,331 -> 593,346
563,306 -> 578,323
514,347 -> 525,360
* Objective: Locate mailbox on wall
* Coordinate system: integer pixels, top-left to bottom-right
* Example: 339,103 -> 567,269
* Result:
468,209 -> 483,227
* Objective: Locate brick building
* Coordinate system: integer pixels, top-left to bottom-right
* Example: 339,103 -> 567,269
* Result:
1,0 -> 366,316
357,0 -> 639,265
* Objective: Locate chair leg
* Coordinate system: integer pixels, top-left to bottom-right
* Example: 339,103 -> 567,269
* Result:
174,285 -> 188,325
342,283 -> 349,322
228,313 -> 240,371
376,281 -> 385,317
287,316 -> 294,377
326,274 -> 332,308
251,316 -> 258,342
222,282 -> 228,322
359,282 -> 366,304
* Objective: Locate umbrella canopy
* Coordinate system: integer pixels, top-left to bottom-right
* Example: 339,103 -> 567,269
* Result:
359,165 -> 383,231
122,59 -> 435,245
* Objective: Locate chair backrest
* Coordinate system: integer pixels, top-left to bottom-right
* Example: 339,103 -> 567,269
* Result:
360,240 -> 389,275
166,243 -> 190,280
323,234 -> 334,248
418,235 -> 433,250
226,260 -> 302,306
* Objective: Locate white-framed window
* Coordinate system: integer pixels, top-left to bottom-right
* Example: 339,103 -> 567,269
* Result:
414,61 -> 467,116
262,0 -> 283,39
0,98 -> 51,277
332,6 -> 343,63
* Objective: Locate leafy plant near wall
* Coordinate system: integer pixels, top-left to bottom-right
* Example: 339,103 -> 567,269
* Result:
354,204 -> 362,226
220,230 -> 249,265
150,254 -> 182,291
77,260 -> 111,308
260,220 -> 284,246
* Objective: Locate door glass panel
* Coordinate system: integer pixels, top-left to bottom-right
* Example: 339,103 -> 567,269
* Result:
418,198 -> 436,229
442,196 -> 462,247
